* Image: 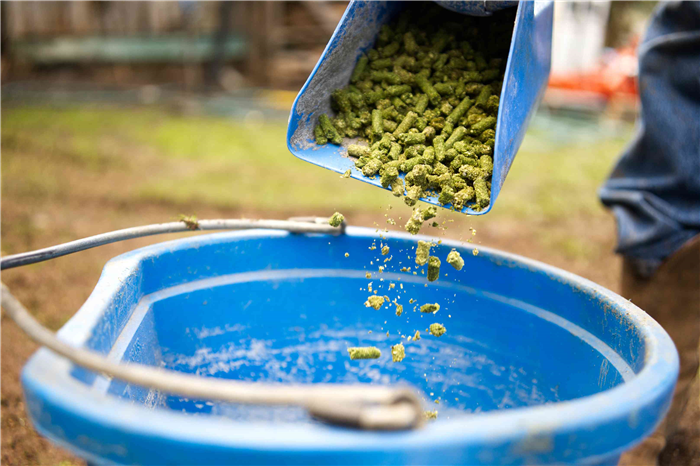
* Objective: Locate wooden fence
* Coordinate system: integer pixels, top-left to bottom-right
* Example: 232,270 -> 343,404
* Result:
5,2 -> 220,37
2,1 -> 348,89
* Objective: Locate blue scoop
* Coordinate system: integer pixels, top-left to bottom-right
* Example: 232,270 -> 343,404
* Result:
287,1 -> 553,214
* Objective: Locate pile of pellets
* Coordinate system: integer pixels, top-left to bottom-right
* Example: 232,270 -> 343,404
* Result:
314,4 -> 514,216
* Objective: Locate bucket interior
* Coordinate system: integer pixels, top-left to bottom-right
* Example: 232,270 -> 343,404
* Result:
75,230 -> 640,424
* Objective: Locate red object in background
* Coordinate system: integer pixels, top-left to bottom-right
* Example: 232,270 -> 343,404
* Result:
548,40 -> 639,101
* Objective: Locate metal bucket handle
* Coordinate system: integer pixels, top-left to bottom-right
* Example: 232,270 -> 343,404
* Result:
1,217 -> 425,431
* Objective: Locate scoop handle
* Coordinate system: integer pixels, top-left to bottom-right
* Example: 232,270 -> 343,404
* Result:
1,217 -> 425,431
434,0 -> 518,16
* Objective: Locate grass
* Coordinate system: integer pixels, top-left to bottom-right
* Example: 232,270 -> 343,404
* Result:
494,130 -> 628,220
1,105 -> 632,220
1,104 -> 634,268
2,106 -> 396,213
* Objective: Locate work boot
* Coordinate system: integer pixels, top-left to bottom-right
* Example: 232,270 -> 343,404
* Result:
618,235 -> 700,466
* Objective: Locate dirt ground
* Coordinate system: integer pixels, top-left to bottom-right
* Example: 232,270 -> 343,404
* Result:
1,104 -> 697,465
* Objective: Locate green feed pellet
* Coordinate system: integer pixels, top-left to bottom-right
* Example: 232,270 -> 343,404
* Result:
415,240 -> 432,265
348,347 -> 381,360
329,212 -> 345,227
313,3 -> 513,219
179,214 -> 199,230
420,303 -> 440,314
446,249 -> 464,270
404,207 -> 424,234
430,323 -> 446,337
391,343 -> 406,362
424,410 -> 438,420
318,114 -> 343,145
365,295 -> 386,310
427,256 -> 441,281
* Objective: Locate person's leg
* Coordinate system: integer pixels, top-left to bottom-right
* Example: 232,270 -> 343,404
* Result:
598,2 -> 700,465
600,1 -> 700,276
617,236 -> 699,466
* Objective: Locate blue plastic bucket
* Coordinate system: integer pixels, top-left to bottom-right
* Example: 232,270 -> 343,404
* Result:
22,228 -> 678,465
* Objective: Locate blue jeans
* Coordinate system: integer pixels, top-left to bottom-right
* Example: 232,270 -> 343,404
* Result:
599,1 -> 700,277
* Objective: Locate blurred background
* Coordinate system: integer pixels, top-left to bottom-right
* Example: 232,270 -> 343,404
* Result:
1,2 -> 696,465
